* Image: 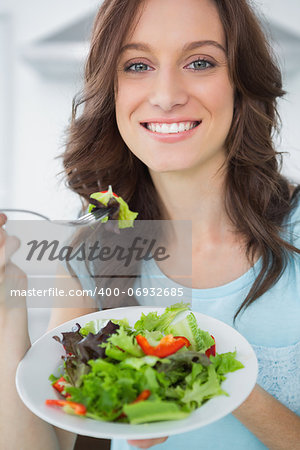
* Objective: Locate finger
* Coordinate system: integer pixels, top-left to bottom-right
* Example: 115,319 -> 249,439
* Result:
0,261 -> 28,306
5,261 -> 27,289
0,213 -> 7,227
0,226 -> 7,246
0,236 -> 21,279
127,437 -> 168,449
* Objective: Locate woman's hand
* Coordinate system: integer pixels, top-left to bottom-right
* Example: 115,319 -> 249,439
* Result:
0,212 -> 31,369
0,213 -> 72,450
0,213 -> 29,338
0,213 -> 26,288
0,212 -> 28,315
127,437 -> 168,448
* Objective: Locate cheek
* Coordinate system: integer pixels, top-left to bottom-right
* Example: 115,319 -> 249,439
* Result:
194,74 -> 234,118
115,85 -> 129,127
115,79 -> 145,125
115,82 -> 146,160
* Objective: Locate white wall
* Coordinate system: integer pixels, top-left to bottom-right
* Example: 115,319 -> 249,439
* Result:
257,0 -> 300,38
1,0 -> 99,44
11,66 -> 83,218
0,0 -> 100,219
0,14 -> 13,206
280,72 -> 300,181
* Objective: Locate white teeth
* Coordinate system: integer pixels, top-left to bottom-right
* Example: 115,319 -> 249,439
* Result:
169,123 -> 178,133
145,121 -> 199,134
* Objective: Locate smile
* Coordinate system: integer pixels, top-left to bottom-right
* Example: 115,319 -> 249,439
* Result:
141,121 -> 201,134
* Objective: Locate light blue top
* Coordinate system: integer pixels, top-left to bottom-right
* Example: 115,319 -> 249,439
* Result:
74,196 -> 300,449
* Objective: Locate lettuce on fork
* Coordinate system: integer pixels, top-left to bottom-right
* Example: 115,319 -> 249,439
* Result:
88,185 -> 138,229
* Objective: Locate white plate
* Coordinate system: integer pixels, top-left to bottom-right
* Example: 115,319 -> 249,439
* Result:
16,307 -> 258,439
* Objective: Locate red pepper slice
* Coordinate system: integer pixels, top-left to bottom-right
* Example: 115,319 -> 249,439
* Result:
118,389 -> 151,419
52,377 -> 70,398
205,335 -> 216,358
132,389 -> 151,404
136,334 -> 190,358
62,345 -> 73,357
45,399 -> 86,415
100,190 -> 119,198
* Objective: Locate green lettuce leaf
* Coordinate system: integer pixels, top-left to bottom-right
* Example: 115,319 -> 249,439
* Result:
67,357 -> 171,422
210,351 -> 244,374
119,355 -> 163,370
181,365 -> 226,407
105,325 -> 144,357
110,318 -> 130,330
134,302 -> 190,332
104,343 -> 130,361
88,185 -> 138,229
123,400 -> 190,424
48,373 -> 60,384
79,319 -> 108,337
165,312 -> 214,352
142,330 -> 164,346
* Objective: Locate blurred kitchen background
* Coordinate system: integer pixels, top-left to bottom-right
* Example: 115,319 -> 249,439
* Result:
0,2 -> 299,328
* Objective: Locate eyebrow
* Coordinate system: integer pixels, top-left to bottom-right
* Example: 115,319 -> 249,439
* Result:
120,40 -> 226,55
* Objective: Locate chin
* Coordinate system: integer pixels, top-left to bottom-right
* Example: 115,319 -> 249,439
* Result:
147,158 -> 195,173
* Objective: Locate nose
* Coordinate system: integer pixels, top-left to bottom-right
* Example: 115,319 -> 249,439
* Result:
148,68 -> 188,111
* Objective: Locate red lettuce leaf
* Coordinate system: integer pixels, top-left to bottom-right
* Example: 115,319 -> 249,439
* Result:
77,321 -> 120,363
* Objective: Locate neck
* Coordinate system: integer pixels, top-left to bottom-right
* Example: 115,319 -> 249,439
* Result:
150,157 -> 236,240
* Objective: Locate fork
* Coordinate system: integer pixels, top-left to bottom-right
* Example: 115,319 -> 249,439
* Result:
0,207 -> 112,227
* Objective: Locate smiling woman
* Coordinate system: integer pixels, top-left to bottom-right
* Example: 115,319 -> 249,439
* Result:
1,0 -> 300,450
59,0 -> 300,448
115,1 -> 233,173
64,0 -> 298,315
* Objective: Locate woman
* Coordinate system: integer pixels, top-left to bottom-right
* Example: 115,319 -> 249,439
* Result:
1,0 -> 300,449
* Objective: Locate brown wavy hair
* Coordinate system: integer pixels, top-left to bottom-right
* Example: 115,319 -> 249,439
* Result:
63,0 -> 300,319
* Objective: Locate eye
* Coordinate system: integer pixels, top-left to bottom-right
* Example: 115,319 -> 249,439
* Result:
185,59 -> 215,71
124,62 -> 152,72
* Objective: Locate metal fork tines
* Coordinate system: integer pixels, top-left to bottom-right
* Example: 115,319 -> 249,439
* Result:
0,207 -> 112,227
66,208 -> 112,226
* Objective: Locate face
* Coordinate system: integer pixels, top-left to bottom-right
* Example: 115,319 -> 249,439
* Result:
115,0 -> 234,174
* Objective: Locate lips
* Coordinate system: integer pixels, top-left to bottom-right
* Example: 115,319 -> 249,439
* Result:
141,120 -> 201,134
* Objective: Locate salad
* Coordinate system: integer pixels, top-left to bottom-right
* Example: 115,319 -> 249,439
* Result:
88,185 -> 138,229
46,303 -> 244,424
